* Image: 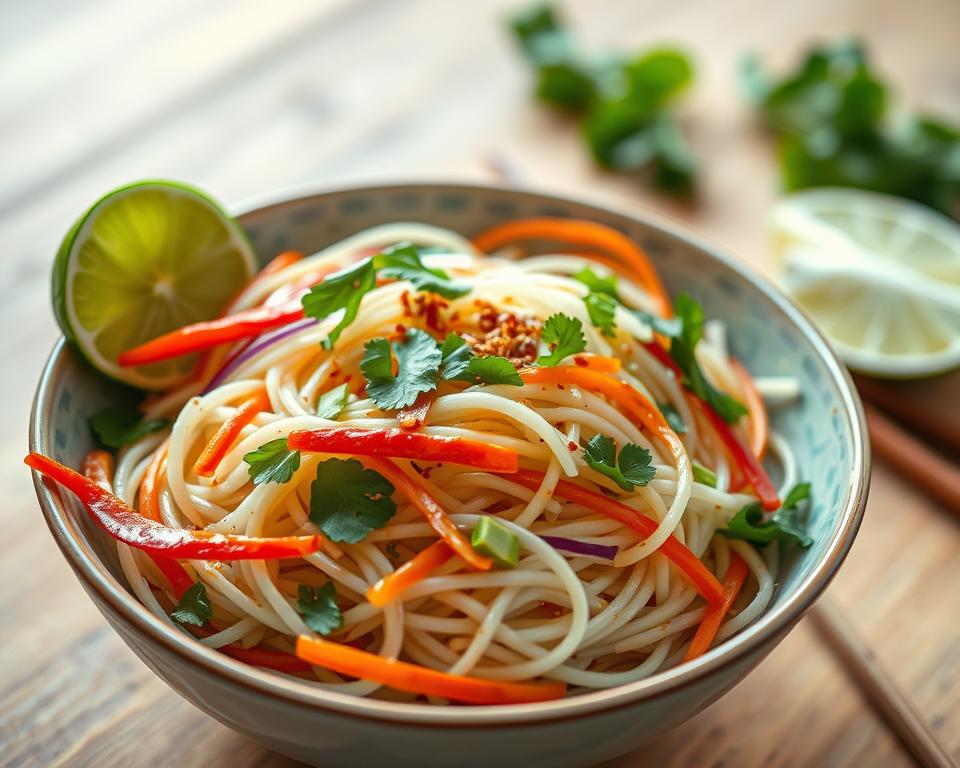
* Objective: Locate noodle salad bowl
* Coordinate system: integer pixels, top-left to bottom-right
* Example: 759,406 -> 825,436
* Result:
31,183 -> 869,768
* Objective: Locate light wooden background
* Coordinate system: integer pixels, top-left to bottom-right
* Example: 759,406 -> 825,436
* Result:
1,1 -> 958,766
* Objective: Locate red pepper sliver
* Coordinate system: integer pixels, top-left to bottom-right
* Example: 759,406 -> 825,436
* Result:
28,452 -> 320,561
287,427 -> 519,474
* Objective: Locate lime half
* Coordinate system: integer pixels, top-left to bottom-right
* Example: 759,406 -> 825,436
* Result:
53,181 -> 257,389
771,188 -> 960,378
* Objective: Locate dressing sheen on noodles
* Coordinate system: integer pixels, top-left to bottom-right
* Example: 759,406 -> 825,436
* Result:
44,219 -> 803,705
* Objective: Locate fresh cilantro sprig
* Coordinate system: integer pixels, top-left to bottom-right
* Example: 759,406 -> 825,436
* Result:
720,482 -> 813,547
509,4 -> 697,196
169,582 -> 213,627
302,243 -> 472,348
89,406 -> 168,451
298,583 -> 343,635
582,434 -> 655,492
572,267 -> 619,298
361,329 -> 443,410
742,41 -> 959,218
315,382 -> 349,419
538,313 -> 586,366
309,458 -> 397,543
583,292 -> 618,338
440,334 -> 522,386
243,438 -> 301,485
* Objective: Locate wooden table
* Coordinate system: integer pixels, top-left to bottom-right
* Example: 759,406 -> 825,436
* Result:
1,1 -> 958,765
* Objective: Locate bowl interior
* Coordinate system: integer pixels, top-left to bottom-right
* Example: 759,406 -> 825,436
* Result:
33,182 -> 867,720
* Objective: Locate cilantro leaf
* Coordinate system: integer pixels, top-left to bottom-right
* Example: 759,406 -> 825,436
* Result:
243,438 -> 301,485
658,401 -> 686,434
373,243 -> 470,299
573,267 -> 619,299
632,309 -> 682,338
297,583 -> 343,636
719,482 -> 813,547
89,407 -> 168,451
583,291 -> 618,337
302,259 -> 377,349
315,383 -> 349,419
438,333 -> 475,380
309,458 -> 396,543
169,582 -> 212,627
582,434 -> 655,492
439,333 -> 523,386
537,313 -> 586,366
361,328 -> 442,410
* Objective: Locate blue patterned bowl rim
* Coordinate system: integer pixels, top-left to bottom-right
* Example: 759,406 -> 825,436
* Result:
30,181 -> 870,727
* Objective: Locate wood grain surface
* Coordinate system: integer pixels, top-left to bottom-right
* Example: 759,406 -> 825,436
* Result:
1,1 -> 958,766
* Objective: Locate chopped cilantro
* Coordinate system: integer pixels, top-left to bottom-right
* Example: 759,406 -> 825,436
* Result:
360,328 -> 442,410
455,355 -> 524,386
373,243 -> 470,299
537,313 -> 586,366
297,583 -> 343,636
583,291 -> 618,337
301,259 -> 377,349
169,582 -> 212,627
572,267 -> 619,299
309,458 -> 396,543
582,434 -> 655,492
314,382 -> 349,419
438,333 -> 475,380
720,482 -> 813,547
89,407 -> 167,451
243,438 -> 301,485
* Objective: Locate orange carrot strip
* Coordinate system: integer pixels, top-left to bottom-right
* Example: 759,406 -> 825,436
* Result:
362,457 -> 492,572
684,552 -> 749,661
295,636 -> 566,704
570,354 -> 621,373
139,440 -> 169,522
730,358 -> 768,461
367,541 -> 454,606
505,469 -> 724,605
194,389 -> 272,477
472,217 -> 671,317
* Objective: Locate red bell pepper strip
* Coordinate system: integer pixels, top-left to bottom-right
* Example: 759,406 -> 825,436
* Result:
366,540 -> 454,606
361,456 -> 492,572
641,341 -> 780,511
505,469 -> 724,605
287,427 -> 519,474
27,452 -> 321,560
295,636 -> 567,704
118,301 -> 305,367
684,551 -> 749,660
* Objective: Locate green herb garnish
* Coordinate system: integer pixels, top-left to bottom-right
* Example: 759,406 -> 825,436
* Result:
243,438 -> 301,485
375,243 -> 470,299
301,259 -> 377,349
361,328 -> 443,410
89,407 -> 168,451
572,267 -> 619,298
583,291 -> 618,337
658,402 -> 686,434
742,41 -> 959,218
297,583 -> 343,636
472,516 -> 520,569
309,458 -> 396,543
538,313 -> 586,366
314,382 -> 350,420
169,582 -> 212,627
508,4 -> 697,195
582,434 -> 656,492
720,482 -> 813,547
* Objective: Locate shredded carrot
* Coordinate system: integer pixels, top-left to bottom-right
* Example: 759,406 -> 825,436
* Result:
472,217 -> 671,317
506,469 -> 724,605
194,389 -> 272,477
570,354 -> 621,373
295,636 -> 566,704
86,447 -> 195,600
730,358 -> 768,461
139,440 -> 169,521
367,541 -> 454,606
684,552 -> 749,661
362,457 -> 492,572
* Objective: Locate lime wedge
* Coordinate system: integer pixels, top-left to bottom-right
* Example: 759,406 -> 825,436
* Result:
53,181 -> 257,389
771,188 -> 960,378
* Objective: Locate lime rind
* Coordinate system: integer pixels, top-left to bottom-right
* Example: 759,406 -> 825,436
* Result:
54,180 -> 257,390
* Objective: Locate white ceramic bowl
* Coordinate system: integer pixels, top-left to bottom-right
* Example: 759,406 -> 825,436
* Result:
30,183 -> 870,768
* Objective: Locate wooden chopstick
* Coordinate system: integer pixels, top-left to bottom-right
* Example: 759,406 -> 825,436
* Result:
863,400 -> 960,518
810,598 -> 956,768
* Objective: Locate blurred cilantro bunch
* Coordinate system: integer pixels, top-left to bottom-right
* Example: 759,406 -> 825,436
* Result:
509,4 -> 697,196
743,40 -> 960,218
